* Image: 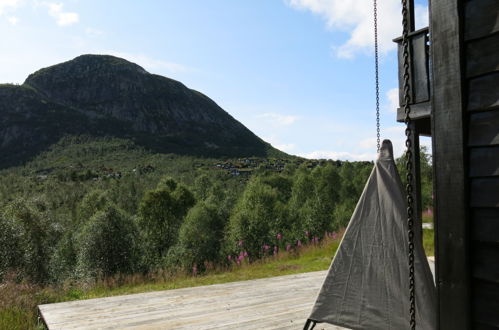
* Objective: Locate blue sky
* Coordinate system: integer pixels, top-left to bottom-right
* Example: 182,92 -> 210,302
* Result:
0,0 -> 429,160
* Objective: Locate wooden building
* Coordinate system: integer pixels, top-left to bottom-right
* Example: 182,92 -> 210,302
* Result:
396,0 -> 499,328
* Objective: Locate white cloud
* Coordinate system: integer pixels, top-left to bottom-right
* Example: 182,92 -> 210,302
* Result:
264,135 -> 296,153
276,143 -> 296,152
105,51 -> 193,74
256,112 -> 300,126
7,15 -> 18,24
0,0 -> 20,15
85,27 -> 103,36
285,0 -> 428,58
44,2 -> 79,26
359,137 -> 377,150
300,123 -> 418,161
300,150 -> 376,161
386,87 -> 399,113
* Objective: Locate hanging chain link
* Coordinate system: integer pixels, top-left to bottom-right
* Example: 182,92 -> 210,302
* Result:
401,0 -> 416,329
374,0 -> 380,153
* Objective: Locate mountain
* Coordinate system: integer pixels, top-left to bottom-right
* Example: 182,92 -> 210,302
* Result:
0,54 -> 285,168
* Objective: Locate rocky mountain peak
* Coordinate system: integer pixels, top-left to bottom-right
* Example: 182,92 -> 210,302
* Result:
0,55 -> 284,167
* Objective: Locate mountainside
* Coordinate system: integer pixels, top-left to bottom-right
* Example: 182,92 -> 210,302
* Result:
0,55 -> 284,168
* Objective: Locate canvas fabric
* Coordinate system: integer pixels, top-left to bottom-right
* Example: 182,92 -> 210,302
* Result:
308,140 -> 436,330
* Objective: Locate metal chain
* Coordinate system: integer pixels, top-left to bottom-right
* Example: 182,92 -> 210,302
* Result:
401,0 -> 416,328
374,0 -> 380,153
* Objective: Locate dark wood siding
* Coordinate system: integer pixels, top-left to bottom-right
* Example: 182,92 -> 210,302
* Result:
430,0 -> 470,328
431,0 -> 499,327
465,0 -> 499,327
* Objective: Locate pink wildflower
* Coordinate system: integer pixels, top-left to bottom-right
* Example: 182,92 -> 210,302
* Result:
297,240 -> 302,247
276,233 -> 282,240
227,255 -> 232,261
192,264 -> 198,276
273,246 -> 278,255
305,231 -> 310,237
243,251 -> 248,257
286,244 -> 291,252
238,240 -> 244,247
332,232 -> 338,240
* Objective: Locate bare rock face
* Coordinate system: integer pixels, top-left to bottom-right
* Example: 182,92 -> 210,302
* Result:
0,55 -> 280,167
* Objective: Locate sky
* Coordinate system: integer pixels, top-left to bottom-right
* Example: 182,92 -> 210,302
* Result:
0,0 -> 430,160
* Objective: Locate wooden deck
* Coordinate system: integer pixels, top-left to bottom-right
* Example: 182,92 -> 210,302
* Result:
39,271 -> 342,329
40,260 -> 435,329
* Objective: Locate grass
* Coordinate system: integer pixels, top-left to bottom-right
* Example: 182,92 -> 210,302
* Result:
0,235 -> 342,330
423,228 -> 435,256
1,225 -> 435,330
62,234 -> 343,301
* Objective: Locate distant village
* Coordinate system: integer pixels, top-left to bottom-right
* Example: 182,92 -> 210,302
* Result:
212,158 -> 344,178
34,157 -> 370,182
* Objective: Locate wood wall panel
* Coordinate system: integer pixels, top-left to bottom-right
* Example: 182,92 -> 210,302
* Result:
468,72 -> 499,111
472,280 -> 499,327
469,147 -> 499,177
467,33 -> 499,77
472,208 -> 499,243
473,322 -> 499,330
472,243 -> 499,283
461,0 -> 499,327
469,110 -> 499,146
465,0 -> 499,40
470,178 -> 499,207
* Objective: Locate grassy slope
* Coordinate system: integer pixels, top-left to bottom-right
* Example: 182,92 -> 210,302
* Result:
0,237 -> 340,330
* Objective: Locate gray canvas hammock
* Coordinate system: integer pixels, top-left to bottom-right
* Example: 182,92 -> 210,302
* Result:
303,140 -> 436,330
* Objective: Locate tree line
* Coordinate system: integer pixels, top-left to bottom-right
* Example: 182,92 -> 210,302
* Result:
0,149 -> 431,284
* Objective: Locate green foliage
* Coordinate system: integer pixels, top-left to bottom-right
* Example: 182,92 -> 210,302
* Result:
288,164 -> 345,238
76,205 -> 140,277
228,178 -> 289,258
77,189 -> 110,224
137,178 -> 195,267
0,214 -> 24,280
192,174 -> 211,201
176,202 -> 225,270
0,198 -> 56,283
396,146 -> 433,209
0,135 -> 377,285
49,232 -> 77,282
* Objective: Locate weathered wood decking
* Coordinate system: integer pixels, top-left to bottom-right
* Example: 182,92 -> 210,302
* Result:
39,271 -> 341,329
40,260 -> 435,329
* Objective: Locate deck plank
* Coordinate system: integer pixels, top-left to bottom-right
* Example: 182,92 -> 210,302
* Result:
39,262 -> 435,329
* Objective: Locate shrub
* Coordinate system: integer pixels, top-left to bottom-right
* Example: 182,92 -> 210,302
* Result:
76,205 -> 140,278
77,189 -> 111,224
288,164 -> 342,239
0,199 -> 54,283
49,232 -> 77,282
227,179 -> 288,258
0,215 -> 24,281
137,178 -> 195,267
176,202 -> 224,270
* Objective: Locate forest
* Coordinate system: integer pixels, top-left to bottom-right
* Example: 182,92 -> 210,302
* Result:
0,137 -> 432,285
